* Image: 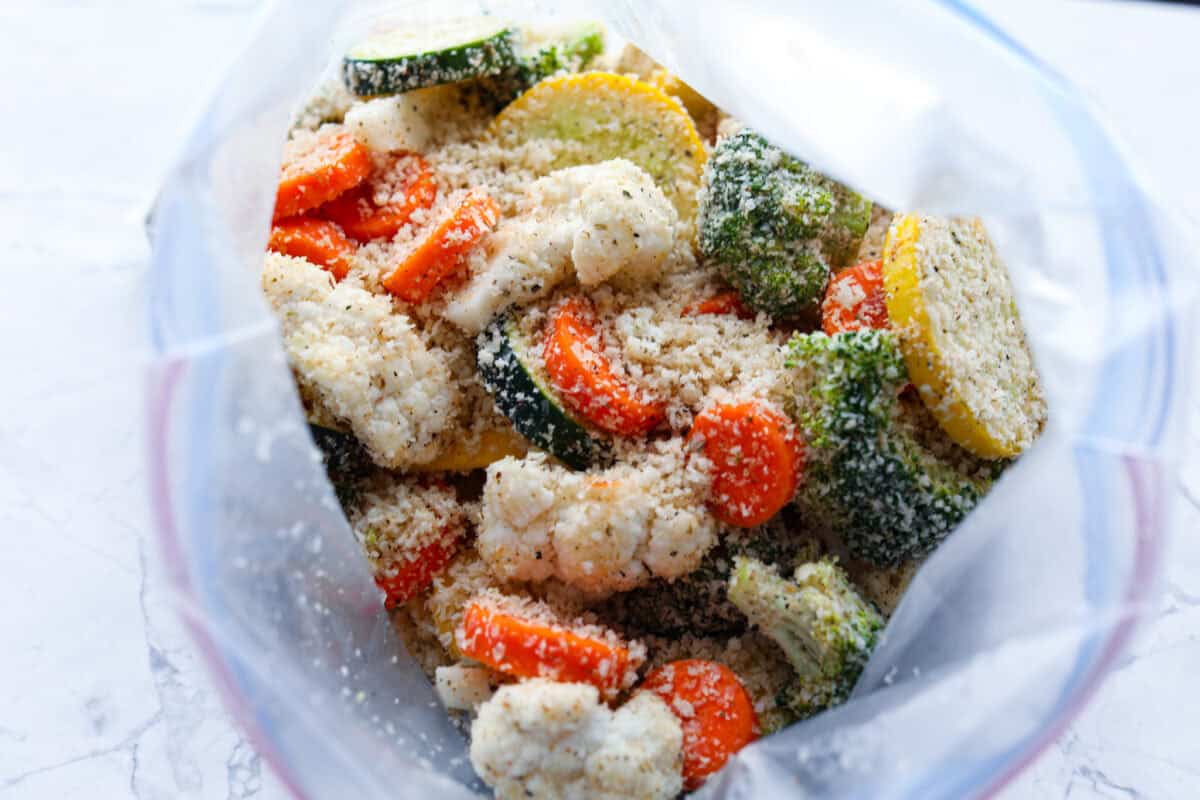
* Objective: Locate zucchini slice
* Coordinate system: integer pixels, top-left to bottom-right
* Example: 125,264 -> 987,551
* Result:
490,72 -> 706,223
476,316 -> 607,470
308,423 -> 372,507
343,18 -> 517,96
467,22 -> 607,113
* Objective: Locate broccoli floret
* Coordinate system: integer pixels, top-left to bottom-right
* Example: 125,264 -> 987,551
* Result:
698,130 -> 871,317
517,22 -> 604,85
478,23 -> 605,111
728,556 -> 883,717
787,330 -> 1003,565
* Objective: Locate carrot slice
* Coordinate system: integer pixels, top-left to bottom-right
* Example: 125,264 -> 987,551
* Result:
268,218 -> 356,281
382,189 -> 499,303
687,399 -> 804,527
683,291 -> 754,320
641,659 -> 758,790
821,259 -> 888,335
457,598 -> 634,694
274,128 -> 372,221
375,534 -> 460,610
320,153 -> 438,242
543,297 -> 666,437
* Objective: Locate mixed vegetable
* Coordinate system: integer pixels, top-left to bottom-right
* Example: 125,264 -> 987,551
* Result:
260,17 -> 1046,800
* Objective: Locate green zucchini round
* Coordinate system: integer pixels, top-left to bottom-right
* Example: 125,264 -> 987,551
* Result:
476,316 -> 607,471
343,19 -> 517,96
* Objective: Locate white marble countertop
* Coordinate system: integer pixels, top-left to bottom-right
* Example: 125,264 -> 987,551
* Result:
2,1 -> 1198,798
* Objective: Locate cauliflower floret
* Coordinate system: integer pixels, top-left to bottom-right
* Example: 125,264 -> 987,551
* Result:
585,693 -> 683,799
344,95 -> 431,153
434,663 -> 495,711
343,83 -> 473,153
444,159 -> 676,332
261,253 -> 457,468
470,679 -> 683,800
477,443 -> 716,597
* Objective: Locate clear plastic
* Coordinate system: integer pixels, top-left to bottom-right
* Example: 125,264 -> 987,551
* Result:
145,1 -> 1198,797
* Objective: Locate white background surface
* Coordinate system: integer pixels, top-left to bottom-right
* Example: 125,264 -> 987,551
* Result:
2,1 -> 1198,798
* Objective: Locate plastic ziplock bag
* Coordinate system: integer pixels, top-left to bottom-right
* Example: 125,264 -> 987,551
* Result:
145,1 -> 1198,797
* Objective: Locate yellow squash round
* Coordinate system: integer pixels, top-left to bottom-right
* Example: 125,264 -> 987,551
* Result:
882,214 -> 1045,459
414,426 -> 527,473
490,71 -> 707,224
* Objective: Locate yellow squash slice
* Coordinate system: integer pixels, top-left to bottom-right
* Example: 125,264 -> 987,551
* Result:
611,42 -> 715,122
647,69 -> 718,133
490,71 -> 707,223
882,214 -> 1045,458
413,426 -> 527,473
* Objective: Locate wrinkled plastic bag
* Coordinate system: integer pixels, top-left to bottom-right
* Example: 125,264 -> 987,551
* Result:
145,1 -> 1198,797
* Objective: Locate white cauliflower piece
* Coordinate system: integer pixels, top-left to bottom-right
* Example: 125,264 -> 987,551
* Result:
586,693 -> 684,800
470,679 -> 683,800
477,443 -> 716,597
563,159 -> 676,286
261,253 -> 456,468
343,84 -> 459,153
345,96 -> 427,153
434,664 -> 495,711
444,159 -> 676,332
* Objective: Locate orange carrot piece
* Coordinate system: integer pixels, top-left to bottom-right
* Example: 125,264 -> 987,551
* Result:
641,659 -> 758,790
274,128 -> 372,221
457,600 -> 633,694
821,259 -> 888,335
687,399 -> 804,527
374,534 -> 460,610
682,291 -> 754,320
382,189 -> 499,303
320,153 -> 438,242
268,218 -> 355,281
543,297 -> 666,437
